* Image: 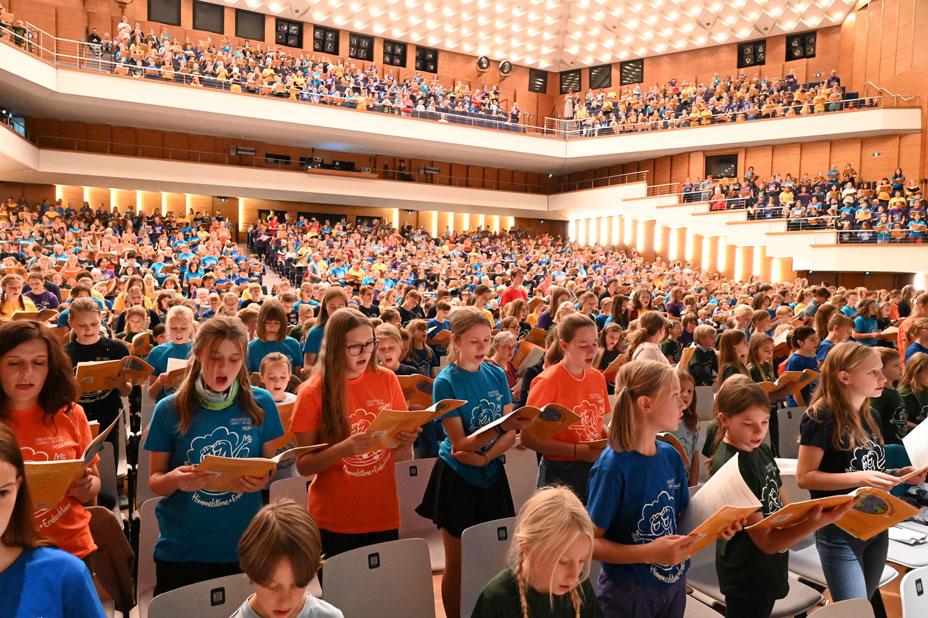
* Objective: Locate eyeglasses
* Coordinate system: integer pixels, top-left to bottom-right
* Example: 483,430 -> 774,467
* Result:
347,339 -> 377,357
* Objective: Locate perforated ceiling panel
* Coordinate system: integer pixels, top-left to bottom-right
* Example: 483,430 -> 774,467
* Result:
208,0 -> 856,71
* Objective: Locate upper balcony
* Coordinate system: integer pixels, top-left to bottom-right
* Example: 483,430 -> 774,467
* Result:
0,23 -> 921,174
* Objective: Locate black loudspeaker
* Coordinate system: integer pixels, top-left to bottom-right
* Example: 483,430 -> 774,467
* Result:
476,55 -> 490,72
499,60 -> 513,76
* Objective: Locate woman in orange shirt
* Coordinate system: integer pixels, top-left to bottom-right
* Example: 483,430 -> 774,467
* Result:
522,314 -> 608,504
0,320 -> 99,560
292,307 -> 418,558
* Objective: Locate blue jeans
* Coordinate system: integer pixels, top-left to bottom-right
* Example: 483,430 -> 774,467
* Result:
815,524 -> 888,601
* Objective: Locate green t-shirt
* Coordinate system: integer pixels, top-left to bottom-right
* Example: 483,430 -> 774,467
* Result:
871,387 -> 908,445
471,567 -> 603,618
710,441 -> 789,600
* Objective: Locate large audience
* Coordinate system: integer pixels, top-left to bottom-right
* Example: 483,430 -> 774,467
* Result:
1,192 -> 925,617
681,165 -> 926,243
562,70 -> 860,136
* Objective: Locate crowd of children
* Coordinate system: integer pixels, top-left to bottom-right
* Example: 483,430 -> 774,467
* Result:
2,204 -> 928,617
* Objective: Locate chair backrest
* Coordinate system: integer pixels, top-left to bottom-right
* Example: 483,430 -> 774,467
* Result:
395,458 -> 437,537
99,442 -> 118,503
776,406 -> 806,459
901,565 -> 928,618
148,573 -> 251,618
140,388 -> 155,432
268,475 -> 313,505
136,435 -> 155,508
694,386 -> 715,421
136,497 -> 162,600
460,517 -> 517,618
813,598 -> 875,618
322,538 -> 435,618
502,446 -> 539,513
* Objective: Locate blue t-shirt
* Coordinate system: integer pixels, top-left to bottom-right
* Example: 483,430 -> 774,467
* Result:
586,441 -> 690,587
0,547 -> 105,618
247,337 -> 304,372
143,387 -> 284,563
816,338 -> 836,363
302,325 -> 325,356
434,361 -> 513,489
785,353 -> 820,407
840,305 -> 856,318
146,341 -> 193,375
854,316 -> 879,346
905,342 -> 928,364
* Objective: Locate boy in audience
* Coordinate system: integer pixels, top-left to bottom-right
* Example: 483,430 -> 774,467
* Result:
817,314 -> 854,362
688,323 -> 719,386
232,500 -> 343,618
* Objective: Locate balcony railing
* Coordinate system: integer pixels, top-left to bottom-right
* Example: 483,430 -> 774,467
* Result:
0,20 -> 918,142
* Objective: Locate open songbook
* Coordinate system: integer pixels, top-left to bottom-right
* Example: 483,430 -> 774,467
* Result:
397,374 -> 434,410
677,346 -> 696,371
601,353 -> 628,382
757,370 -> 819,399
24,416 -> 120,510
427,326 -> 451,346
682,454 -> 762,554
470,405 -> 544,442
268,400 -> 296,452
746,488 -> 918,541
520,404 -> 581,441
11,308 -> 58,322
901,417 -> 928,481
512,341 -> 545,372
75,356 -> 154,394
364,399 -> 467,449
196,444 -> 327,493
523,327 -> 547,348
164,357 -> 191,388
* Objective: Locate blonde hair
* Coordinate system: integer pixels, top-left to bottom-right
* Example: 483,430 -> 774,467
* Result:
609,360 -> 677,452
165,304 -> 195,331
510,486 -> 593,618
807,341 -> 883,451
489,331 -> 517,357
374,323 -> 403,346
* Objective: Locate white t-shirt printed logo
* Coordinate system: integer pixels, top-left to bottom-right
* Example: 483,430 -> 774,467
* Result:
762,476 -> 782,516
187,426 -> 252,507
633,490 -> 684,583
846,439 -> 886,472
343,399 -> 390,478
573,399 -> 605,441
466,397 -> 502,434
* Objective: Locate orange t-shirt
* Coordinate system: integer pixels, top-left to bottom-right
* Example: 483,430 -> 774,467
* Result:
291,367 -> 407,534
526,363 -> 609,462
6,404 -> 98,558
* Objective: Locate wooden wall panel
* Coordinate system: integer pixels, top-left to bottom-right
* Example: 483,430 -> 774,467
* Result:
860,135 -> 901,180
85,124 -> 112,154
771,144 -> 801,177
111,126 -> 136,156
829,139 -> 862,175
799,141 -> 831,178
670,154 -> 690,184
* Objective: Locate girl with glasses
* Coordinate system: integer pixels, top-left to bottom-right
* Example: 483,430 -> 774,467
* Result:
292,308 -> 418,559
246,299 -> 304,373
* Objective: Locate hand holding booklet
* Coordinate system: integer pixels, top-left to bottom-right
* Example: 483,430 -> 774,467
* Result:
75,356 -> 154,394
195,444 -> 327,493
364,399 -> 467,449
682,454 -> 761,554
470,405 -> 543,442
520,404 -> 581,441
164,357 -> 190,388
24,416 -> 120,510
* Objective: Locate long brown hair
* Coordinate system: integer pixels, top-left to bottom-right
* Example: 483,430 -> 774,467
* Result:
546,286 -> 570,318
173,316 -> 263,434
677,368 -> 698,432
0,424 -> 48,549
899,352 -> 928,396
807,341 -> 883,451
608,360 -> 676,452
747,332 -> 775,381
256,298 -> 288,342
813,303 -> 837,341
626,310 -> 667,360
316,287 -> 348,329
715,329 -> 750,388
314,308 -> 377,444
0,321 -> 79,421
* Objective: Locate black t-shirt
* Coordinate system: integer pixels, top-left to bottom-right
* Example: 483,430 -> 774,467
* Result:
901,388 -> 928,426
471,567 -> 602,618
871,388 -> 908,445
397,305 -> 423,325
65,337 -> 129,428
711,441 -> 789,600
799,405 -> 886,498
357,303 -> 380,319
